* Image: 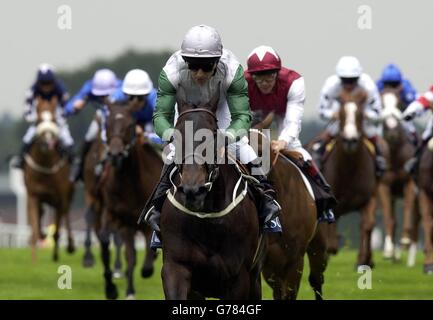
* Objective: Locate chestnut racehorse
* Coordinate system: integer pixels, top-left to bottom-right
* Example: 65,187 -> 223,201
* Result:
23,96 -> 75,262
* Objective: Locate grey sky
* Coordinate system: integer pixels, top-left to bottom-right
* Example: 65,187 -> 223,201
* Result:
1,0 -> 432,120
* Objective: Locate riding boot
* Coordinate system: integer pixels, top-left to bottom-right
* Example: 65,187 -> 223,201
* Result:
302,160 -> 336,223
69,140 -> 92,182
311,133 -> 332,170
140,162 -> 176,250
12,142 -> 32,169
370,137 -> 387,177
247,162 -> 282,233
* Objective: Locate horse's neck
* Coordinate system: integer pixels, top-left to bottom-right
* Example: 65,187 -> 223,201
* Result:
334,138 -> 371,169
29,141 -> 61,166
204,164 -> 240,211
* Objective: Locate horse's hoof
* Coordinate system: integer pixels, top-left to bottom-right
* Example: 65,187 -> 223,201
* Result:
125,294 -> 136,300
423,263 -> 433,275
67,245 -> 76,254
82,253 -> 95,268
113,269 -> 123,279
383,250 -> 394,260
141,266 -> 154,278
105,283 -> 118,300
53,254 -> 59,262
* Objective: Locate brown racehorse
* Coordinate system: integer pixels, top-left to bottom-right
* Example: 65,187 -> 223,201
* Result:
250,114 -> 327,300
316,88 -> 378,267
417,134 -> 433,274
100,104 -> 161,299
81,115 -> 123,278
23,96 -> 75,262
160,88 -> 264,300
379,88 -> 418,262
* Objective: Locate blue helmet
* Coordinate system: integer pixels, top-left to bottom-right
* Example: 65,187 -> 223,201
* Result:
36,63 -> 56,83
381,64 -> 402,83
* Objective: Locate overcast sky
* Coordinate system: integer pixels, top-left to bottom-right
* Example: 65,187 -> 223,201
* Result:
0,0 -> 432,120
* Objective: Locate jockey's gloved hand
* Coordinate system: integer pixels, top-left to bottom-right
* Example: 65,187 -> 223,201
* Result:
403,101 -> 423,121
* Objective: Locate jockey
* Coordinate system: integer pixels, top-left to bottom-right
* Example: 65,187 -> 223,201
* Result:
143,25 -> 282,249
13,63 -> 74,168
110,69 -> 163,145
66,68 -> 121,182
313,56 -> 386,176
244,45 -> 336,223
402,86 -> 433,173
377,63 -> 418,144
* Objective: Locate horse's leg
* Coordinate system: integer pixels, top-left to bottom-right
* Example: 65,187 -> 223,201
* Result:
307,224 -> 328,300
419,191 -> 433,273
377,182 -> 395,259
98,212 -> 118,299
358,197 -> 377,268
326,222 -> 339,255
141,227 -> 157,278
112,230 -> 123,279
281,256 -> 305,300
223,267 -> 251,300
27,194 -> 40,263
162,260 -> 191,300
408,199 -> 420,267
64,202 -> 75,254
401,179 -> 416,248
121,227 -> 136,299
82,206 -> 96,267
52,206 -> 62,262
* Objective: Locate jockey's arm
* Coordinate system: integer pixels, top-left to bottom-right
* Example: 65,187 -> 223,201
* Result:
153,70 -> 177,141
225,65 -> 252,142
23,89 -> 37,123
277,77 -> 306,146
318,77 -> 339,121
363,80 -> 382,123
64,80 -> 92,116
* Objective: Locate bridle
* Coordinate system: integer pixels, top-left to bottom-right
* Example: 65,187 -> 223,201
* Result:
175,108 -> 220,192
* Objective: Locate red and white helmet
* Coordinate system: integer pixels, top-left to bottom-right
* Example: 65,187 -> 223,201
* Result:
246,45 -> 281,73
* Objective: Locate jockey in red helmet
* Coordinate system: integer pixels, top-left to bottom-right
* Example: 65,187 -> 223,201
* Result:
245,45 -> 336,223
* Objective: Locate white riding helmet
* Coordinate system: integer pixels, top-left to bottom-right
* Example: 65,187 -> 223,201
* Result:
122,69 -> 153,95
336,56 -> 363,78
181,25 -> 223,58
91,69 -> 118,96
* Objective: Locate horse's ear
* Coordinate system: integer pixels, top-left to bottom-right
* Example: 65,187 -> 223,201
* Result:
260,112 -> 274,129
206,82 -> 220,113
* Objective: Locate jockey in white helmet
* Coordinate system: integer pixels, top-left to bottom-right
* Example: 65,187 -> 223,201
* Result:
313,56 -> 386,176
142,25 -> 282,249
66,68 -> 121,182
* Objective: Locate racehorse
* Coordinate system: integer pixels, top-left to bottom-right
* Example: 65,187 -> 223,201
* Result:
379,88 -> 419,263
417,132 -> 433,274
23,96 -> 75,262
250,113 -> 327,300
81,114 -> 123,278
160,87 -> 264,299
315,88 -> 378,267
100,104 -> 161,299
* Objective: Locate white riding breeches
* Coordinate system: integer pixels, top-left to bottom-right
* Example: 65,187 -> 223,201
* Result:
23,123 -> 74,147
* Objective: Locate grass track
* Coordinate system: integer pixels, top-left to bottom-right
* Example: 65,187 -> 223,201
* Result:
0,247 -> 432,299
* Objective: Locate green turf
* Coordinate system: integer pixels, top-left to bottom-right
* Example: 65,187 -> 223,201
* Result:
0,247 -> 432,300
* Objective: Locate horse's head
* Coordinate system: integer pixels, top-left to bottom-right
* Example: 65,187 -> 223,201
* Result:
337,88 -> 367,152
34,96 -> 60,151
381,88 -> 403,144
106,103 -> 136,170
174,85 -> 220,211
